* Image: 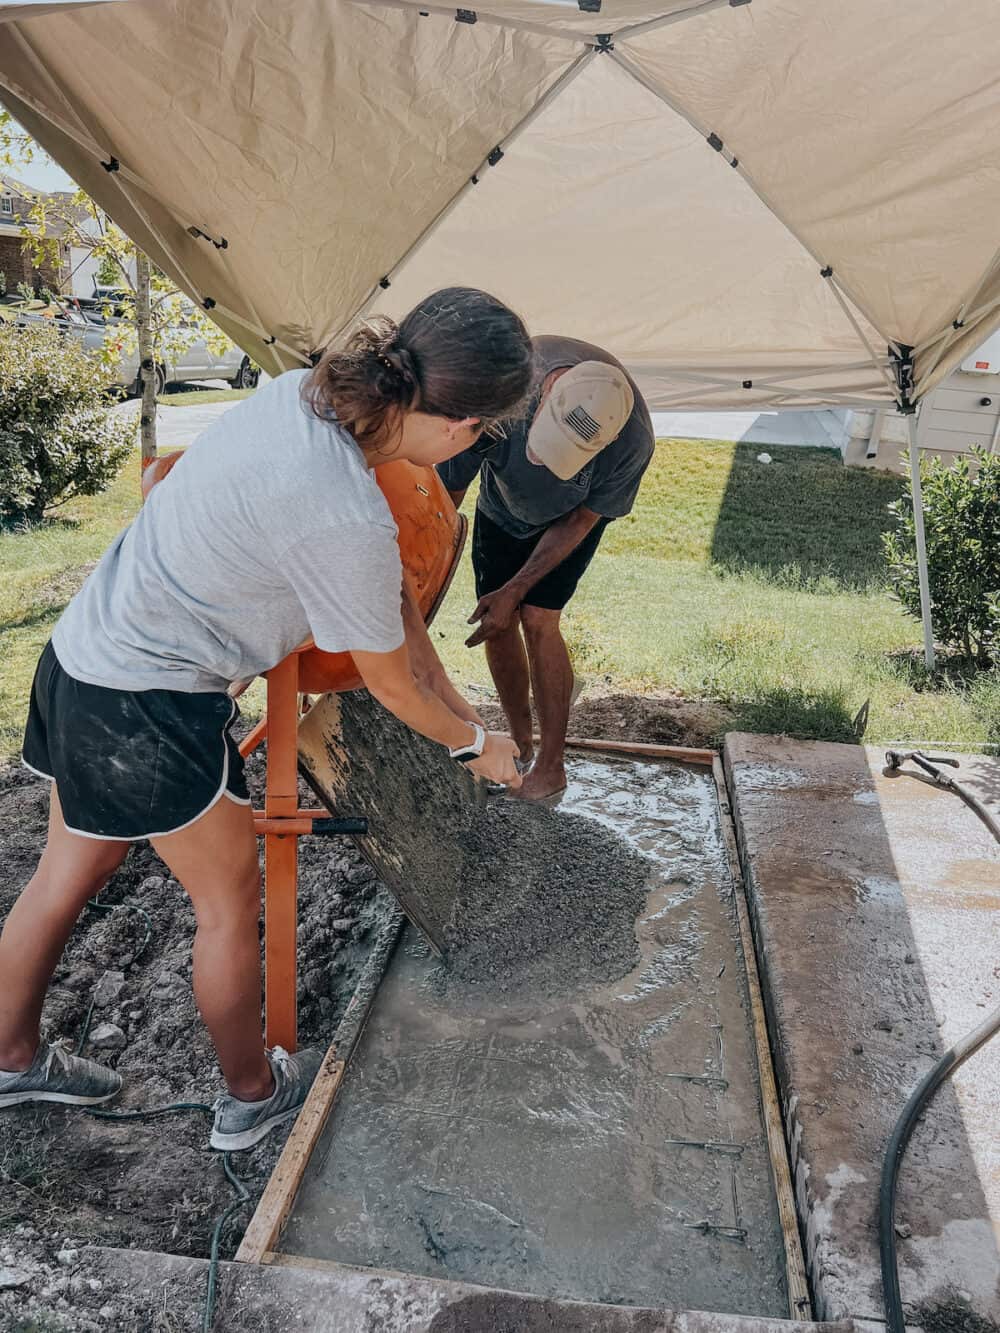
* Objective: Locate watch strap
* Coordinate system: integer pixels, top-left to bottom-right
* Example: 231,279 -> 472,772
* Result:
448,722 -> 486,762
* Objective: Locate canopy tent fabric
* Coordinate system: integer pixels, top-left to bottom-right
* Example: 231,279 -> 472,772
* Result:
2,0 -> 1000,414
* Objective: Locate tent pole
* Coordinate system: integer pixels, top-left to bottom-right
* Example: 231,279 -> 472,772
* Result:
907,411 -> 935,671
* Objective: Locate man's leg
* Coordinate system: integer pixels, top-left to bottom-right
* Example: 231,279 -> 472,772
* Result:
517,604 -> 573,800
484,612 -> 534,767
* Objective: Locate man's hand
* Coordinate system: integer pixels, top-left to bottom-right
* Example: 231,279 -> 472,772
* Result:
466,585 -> 522,648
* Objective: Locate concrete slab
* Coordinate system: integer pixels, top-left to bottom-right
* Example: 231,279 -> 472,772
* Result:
651,411 -> 850,453
91,1246 -> 845,1333
280,756 -> 790,1317
724,735 -> 1000,1324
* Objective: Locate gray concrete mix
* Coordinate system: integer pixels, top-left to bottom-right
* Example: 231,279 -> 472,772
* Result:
279,755 -> 789,1317
724,734 -> 1000,1326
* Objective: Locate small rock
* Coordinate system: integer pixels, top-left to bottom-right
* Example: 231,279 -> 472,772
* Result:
128,1009 -> 144,1021
904,953 -> 915,964
99,1306 -> 116,1321
331,917 -> 355,934
152,971 -> 186,1001
303,967 -> 327,997
139,876 -> 165,893
756,452 -> 773,464
873,1017 -> 893,1032
87,1278 -> 103,1292
851,1042 -> 864,1054
895,1222 -> 913,1239
0,1267 -> 31,1290
93,970 -> 126,1008
56,1249 -> 78,1267
345,865 -> 375,885
89,1022 -> 126,1049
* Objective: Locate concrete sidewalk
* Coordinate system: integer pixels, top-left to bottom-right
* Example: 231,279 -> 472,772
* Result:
725,735 -> 1000,1325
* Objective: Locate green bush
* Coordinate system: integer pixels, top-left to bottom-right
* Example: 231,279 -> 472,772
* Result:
0,321 -> 134,524
883,447 -> 1000,665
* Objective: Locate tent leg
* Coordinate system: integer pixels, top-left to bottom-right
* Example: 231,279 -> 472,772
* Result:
907,413 -> 935,671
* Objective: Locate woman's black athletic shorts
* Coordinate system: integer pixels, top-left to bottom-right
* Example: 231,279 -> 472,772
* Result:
472,508 -> 611,611
22,641 -> 250,841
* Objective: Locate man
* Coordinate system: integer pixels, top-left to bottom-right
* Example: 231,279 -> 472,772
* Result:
438,336 -> 654,802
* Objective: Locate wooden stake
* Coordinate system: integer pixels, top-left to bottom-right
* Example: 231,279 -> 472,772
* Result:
235,1048 -> 346,1264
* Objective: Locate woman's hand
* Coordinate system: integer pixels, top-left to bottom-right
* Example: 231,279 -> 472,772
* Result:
467,732 -> 522,787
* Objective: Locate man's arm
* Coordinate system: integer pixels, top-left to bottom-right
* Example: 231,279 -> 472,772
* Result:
466,505 -> 601,647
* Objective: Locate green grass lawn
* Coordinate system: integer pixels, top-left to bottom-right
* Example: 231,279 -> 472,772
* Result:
2,436 -> 998,759
156,386 -> 254,407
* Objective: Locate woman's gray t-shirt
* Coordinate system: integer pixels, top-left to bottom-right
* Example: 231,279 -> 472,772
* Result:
52,370 -> 404,692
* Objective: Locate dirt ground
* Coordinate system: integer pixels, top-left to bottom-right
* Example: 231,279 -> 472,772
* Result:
0,742 -> 394,1332
477,686 -> 731,751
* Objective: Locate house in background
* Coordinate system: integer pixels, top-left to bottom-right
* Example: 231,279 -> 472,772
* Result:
0,173 -> 69,295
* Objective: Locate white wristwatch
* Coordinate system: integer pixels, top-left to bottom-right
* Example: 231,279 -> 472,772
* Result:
448,722 -> 486,763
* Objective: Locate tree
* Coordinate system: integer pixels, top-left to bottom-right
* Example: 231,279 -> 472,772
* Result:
23,187 -> 232,464
1,109 -> 234,464
883,447 -> 1000,666
0,320 -> 134,523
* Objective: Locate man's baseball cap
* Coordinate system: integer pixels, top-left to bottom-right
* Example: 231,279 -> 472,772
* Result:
527,361 -> 634,480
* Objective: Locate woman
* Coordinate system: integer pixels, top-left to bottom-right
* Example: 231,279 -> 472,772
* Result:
0,287 -> 532,1149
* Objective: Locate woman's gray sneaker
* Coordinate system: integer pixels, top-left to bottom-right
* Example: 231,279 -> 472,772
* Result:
0,1040 -> 122,1108
210,1046 -> 323,1151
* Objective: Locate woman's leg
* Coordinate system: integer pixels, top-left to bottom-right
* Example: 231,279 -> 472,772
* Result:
0,787 -> 128,1071
150,795 -> 272,1102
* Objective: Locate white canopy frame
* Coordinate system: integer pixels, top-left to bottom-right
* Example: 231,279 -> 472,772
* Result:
5,2 -> 997,670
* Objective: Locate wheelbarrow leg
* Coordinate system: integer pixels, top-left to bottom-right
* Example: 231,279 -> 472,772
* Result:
262,654 -> 300,1052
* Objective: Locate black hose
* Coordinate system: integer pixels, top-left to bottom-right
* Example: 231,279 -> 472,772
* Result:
878,752 -> 1000,1333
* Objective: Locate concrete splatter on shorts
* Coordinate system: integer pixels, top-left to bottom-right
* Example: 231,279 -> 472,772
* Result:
22,641 -> 250,841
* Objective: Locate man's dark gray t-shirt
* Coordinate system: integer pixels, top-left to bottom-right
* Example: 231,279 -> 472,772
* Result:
437,336 -> 654,540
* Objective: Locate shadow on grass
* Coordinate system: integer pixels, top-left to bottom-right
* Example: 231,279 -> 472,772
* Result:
726,685 -> 863,744
710,443 -> 904,593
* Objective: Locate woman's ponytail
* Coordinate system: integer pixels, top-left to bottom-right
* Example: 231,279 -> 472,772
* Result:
306,288 -> 533,451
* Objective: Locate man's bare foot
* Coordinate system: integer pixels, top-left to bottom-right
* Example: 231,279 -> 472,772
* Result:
512,764 -> 567,803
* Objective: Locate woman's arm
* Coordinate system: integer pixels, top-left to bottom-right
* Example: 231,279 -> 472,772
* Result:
352,641 -> 520,786
401,578 -> 483,726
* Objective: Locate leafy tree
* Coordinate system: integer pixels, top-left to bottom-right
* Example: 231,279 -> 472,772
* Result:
0,321 -> 135,523
2,109 -> 235,463
883,447 -> 1000,665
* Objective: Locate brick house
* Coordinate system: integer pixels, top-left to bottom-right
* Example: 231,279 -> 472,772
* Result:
0,173 -> 69,296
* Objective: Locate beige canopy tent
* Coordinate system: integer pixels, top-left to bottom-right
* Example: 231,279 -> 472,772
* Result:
4,0 -> 1000,666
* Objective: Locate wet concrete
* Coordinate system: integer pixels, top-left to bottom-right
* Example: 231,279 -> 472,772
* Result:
280,756 -> 789,1317
725,735 -> 1000,1325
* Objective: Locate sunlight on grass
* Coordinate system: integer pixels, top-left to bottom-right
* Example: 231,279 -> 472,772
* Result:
2,436 -> 998,759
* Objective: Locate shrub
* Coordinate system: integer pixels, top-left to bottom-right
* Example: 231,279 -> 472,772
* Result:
883,447 -> 1000,665
0,321 -> 134,523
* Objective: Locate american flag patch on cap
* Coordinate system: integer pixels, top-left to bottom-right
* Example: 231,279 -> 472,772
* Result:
563,405 -> 601,442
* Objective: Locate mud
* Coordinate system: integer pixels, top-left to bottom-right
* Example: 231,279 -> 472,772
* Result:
436,799 -> 652,996
0,739 -> 396,1303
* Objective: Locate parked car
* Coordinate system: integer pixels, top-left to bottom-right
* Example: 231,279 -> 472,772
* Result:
1,292 -> 260,395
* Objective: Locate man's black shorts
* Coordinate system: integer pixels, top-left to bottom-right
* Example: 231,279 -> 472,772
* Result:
22,641 -> 250,841
472,508 -> 610,611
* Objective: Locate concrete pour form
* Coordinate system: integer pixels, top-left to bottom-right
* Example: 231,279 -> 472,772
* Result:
278,756 -> 790,1317
724,735 -> 1000,1325
91,1246 -> 849,1333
